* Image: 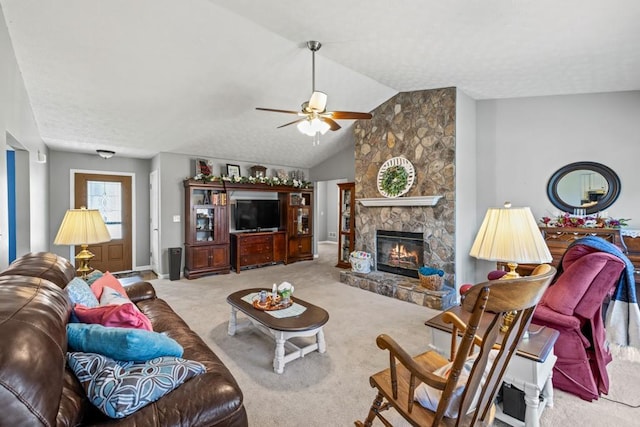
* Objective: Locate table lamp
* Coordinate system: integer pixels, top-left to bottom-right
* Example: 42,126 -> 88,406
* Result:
470,202 -> 552,279
469,203 -> 552,332
54,207 -> 111,278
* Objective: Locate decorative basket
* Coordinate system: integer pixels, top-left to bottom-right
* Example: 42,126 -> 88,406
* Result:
418,272 -> 443,291
349,251 -> 373,274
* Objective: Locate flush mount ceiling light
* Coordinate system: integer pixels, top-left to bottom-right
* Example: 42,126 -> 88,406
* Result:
96,149 -> 115,159
256,40 -> 372,144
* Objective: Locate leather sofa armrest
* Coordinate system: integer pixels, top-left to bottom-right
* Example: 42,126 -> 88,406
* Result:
124,281 -> 157,302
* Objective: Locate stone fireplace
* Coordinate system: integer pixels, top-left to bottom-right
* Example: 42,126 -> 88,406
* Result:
339,87 -> 457,310
376,230 -> 423,278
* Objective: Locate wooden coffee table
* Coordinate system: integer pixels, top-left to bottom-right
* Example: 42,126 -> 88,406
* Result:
227,288 -> 329,374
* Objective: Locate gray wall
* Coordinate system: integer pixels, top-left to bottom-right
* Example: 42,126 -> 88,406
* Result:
325,179 -> 342,242
309,143 -> 355,182
48,150 -> 152,269
477,91 -> 640,230
315,181 -> 328,241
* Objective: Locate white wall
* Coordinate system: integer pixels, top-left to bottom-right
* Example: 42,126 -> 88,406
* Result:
455,89 -> 479,286
477,91 -> 640,234
0,6 -> 49,267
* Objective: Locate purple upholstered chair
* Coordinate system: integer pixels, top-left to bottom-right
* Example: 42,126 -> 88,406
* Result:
531,243 -> 626,401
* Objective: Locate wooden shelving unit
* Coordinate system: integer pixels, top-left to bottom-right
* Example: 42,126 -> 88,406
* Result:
337,182 -> 355,268
183,180 -> 230,278
280,190 -> 313,263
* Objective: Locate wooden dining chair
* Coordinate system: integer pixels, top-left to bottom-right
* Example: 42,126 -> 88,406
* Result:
355,267 -> 555,427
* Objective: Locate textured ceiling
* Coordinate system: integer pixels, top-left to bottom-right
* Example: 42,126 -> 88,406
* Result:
2,0 -> 639,168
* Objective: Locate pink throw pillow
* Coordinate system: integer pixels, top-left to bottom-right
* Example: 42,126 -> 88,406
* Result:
74,303 -> 153,331
90,272 -> 129,300
487,270 -> 508,281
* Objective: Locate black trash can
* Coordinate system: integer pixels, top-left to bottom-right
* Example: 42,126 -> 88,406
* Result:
169,247 -> 182,281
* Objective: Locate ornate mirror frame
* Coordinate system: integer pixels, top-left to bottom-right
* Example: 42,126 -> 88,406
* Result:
546,161 -> 621,215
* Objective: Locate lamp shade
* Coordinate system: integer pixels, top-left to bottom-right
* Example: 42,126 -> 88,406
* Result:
54,208 -> 111,246
297,118 -> 330,136
470,206 -> 552,264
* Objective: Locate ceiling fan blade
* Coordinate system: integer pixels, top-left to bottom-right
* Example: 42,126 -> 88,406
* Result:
277,118 -> 306,129
256,107 -> 300,115
326,111 -> 373,120
320,117 -> 341,131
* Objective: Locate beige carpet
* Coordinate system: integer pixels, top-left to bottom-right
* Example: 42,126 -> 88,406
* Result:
149,243 -> 639,426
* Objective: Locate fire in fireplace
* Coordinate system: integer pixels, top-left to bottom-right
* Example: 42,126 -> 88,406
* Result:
376,230 -> 424,278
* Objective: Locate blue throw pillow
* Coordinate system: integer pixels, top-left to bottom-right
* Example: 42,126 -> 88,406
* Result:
67,323 -> 183,361
84,270 -> 104,285
65,277 -> 100,307
67,352 -> 205,418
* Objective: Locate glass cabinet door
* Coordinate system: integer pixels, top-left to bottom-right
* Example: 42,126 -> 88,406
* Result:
297,206 -> 310,235
339,234 -> 351,264
195,207 -> 215,242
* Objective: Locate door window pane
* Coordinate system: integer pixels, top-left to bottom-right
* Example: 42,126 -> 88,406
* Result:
87,180 -> 122,239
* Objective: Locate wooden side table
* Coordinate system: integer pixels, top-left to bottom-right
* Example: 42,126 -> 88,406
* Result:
425,306 -> 559,427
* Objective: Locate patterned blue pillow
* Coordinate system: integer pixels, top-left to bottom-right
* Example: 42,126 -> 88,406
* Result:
66,277 -> 100,307
84,270 -> 104,285
67,352 -> 205,418
65,277 -> 99,324
67,323 -> 183,361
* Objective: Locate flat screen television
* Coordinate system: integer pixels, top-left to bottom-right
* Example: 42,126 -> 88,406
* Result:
235,199 -> 281,231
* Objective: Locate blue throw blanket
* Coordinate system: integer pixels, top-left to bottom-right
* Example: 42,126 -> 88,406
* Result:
566,236 -> 640,349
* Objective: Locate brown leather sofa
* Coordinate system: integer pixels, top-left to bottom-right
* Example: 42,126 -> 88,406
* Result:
0,252 -> 248,426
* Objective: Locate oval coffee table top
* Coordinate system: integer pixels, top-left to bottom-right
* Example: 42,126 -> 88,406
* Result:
227,288 -> 329,332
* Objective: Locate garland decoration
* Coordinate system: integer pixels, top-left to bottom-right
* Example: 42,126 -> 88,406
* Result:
380,166 -> 409,197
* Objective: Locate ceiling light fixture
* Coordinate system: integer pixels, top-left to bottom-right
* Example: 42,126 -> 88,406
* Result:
96,149 -> 115,159
256,40 -> 372,145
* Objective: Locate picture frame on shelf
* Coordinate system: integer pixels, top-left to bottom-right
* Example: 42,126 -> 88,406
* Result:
196,158 -> 212,176
227,164 -> 241,178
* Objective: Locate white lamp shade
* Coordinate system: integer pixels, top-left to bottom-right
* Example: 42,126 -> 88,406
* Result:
470,206 -> 552,264
308,91 -> 327,112
54,208 -> 111,246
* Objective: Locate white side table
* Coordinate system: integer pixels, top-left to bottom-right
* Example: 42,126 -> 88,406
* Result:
425,307 -> 559,427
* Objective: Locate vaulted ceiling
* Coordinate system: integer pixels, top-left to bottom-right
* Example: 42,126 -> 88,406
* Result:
2,0 -> 639,168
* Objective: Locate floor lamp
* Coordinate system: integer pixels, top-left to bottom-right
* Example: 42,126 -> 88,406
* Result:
469,203 -> 552,331
54,207 -> 111,278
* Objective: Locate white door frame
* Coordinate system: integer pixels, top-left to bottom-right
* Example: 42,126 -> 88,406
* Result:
149,169 -> 160,275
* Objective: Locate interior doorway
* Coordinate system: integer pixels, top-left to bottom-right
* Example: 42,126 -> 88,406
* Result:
74,172 -> 132,273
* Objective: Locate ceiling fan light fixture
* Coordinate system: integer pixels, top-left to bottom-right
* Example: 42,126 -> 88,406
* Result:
308,91 -> 327,112
96,149 -> 115,159
297,118 -> 330,136
256,40 -> 371,137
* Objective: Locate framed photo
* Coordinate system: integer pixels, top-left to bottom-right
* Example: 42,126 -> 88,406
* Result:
196,158 -> 212,176
227,164 -> 241,178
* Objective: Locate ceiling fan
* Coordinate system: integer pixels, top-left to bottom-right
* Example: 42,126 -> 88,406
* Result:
256,41 -> 372,144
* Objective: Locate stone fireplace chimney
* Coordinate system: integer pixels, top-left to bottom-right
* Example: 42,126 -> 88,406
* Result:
353,87 -> 456,285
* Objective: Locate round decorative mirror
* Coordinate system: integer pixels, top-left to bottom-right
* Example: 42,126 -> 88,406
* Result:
547,161 -> 621,215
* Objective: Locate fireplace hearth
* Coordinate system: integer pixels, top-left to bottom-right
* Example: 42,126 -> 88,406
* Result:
376,230 -> 424,278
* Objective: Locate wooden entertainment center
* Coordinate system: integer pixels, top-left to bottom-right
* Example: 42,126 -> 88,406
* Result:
183,179 -> 314,278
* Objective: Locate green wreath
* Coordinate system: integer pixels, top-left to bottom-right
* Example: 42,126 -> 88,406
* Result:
380,165 -> 408,197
